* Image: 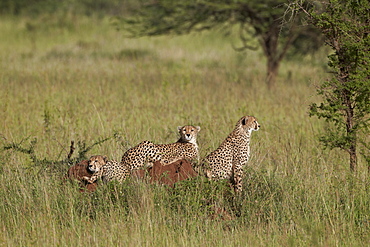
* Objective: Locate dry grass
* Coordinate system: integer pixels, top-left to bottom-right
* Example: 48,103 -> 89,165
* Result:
0,15 -> 369,246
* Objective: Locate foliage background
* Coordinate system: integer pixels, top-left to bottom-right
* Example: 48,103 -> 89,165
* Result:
0,1 -> 369,246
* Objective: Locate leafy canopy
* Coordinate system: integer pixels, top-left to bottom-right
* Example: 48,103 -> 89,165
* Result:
307,0 -> 370,169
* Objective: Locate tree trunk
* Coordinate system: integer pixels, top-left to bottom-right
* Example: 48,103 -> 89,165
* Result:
266,59 -> 279,88
349,143 -> 357,172
344,88 -> 357,172
260,22 -> 288,89
341,56 -> 357,172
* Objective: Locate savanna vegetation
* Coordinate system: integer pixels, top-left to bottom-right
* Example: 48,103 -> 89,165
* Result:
0,1 -> 369,246
119,0 -> 324,87
305,0 -> 370,173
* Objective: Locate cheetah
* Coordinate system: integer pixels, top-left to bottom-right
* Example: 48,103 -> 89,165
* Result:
84,125 -> 201,184
203,116 -> 260,192
122,125 -> 201,172
84,155 -> 129,183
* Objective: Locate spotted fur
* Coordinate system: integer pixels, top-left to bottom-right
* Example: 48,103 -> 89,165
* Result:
123,125 -> 201,172
203,116 -> 260,192
84,155 -> 129,183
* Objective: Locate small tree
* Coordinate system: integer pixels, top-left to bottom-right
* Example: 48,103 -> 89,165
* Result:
303,0 -> 370,172
119,0 -> 316,88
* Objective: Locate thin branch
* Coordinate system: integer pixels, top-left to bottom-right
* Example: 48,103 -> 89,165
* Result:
67,141 -> 75,160
232,22 -> 258,51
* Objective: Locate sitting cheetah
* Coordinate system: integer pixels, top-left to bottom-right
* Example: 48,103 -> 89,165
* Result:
122,125 -> 201,172
84,155 -> 129,183
203,116 -> 260,192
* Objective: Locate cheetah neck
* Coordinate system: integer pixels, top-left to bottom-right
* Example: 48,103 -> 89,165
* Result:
239,124 -> 254,135
231,128 -> 252,142
177,138 -> 197,146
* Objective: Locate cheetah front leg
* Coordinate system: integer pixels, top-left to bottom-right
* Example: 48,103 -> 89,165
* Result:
83,169 -> 103,184
161,157 -> 182,166
232,162 -> 243,193
83,175 -> 98,184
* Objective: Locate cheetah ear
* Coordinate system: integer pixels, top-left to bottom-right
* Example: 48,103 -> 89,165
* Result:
241,116 -> 248,126
177,126 -> 182,131
103,155 -> 108,163
195,126 -> 201,132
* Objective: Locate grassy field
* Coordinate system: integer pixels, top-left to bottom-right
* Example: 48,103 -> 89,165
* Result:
0,15 -> 369,246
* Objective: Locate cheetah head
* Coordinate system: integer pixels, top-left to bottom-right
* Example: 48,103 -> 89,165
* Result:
238,116 -> 260,134
87,155 -> 108,173
177,125 -> 201,144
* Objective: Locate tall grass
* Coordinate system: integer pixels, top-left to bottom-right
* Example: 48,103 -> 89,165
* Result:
0,15 -> 369,246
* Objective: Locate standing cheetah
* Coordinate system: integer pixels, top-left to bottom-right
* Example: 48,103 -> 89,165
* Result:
122,125 -> 201,172
203,116 -> 260,192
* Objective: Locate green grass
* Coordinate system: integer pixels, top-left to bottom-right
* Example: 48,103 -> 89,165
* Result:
0,15 -> 369,246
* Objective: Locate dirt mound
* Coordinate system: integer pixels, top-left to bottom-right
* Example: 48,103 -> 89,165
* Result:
149,159 -> 198,187
66,160 -> 98,192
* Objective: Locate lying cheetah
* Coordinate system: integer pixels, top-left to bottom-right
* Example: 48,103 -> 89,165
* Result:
84,155 -> 129,183
122,125 -> 201,172
203,116 -> 260,192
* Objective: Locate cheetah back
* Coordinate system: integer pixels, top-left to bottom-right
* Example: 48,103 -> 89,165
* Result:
122,126 -> 200,171
101,160 -> 130,183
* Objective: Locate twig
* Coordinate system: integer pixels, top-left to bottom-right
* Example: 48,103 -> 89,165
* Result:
67,141 -> 75,160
